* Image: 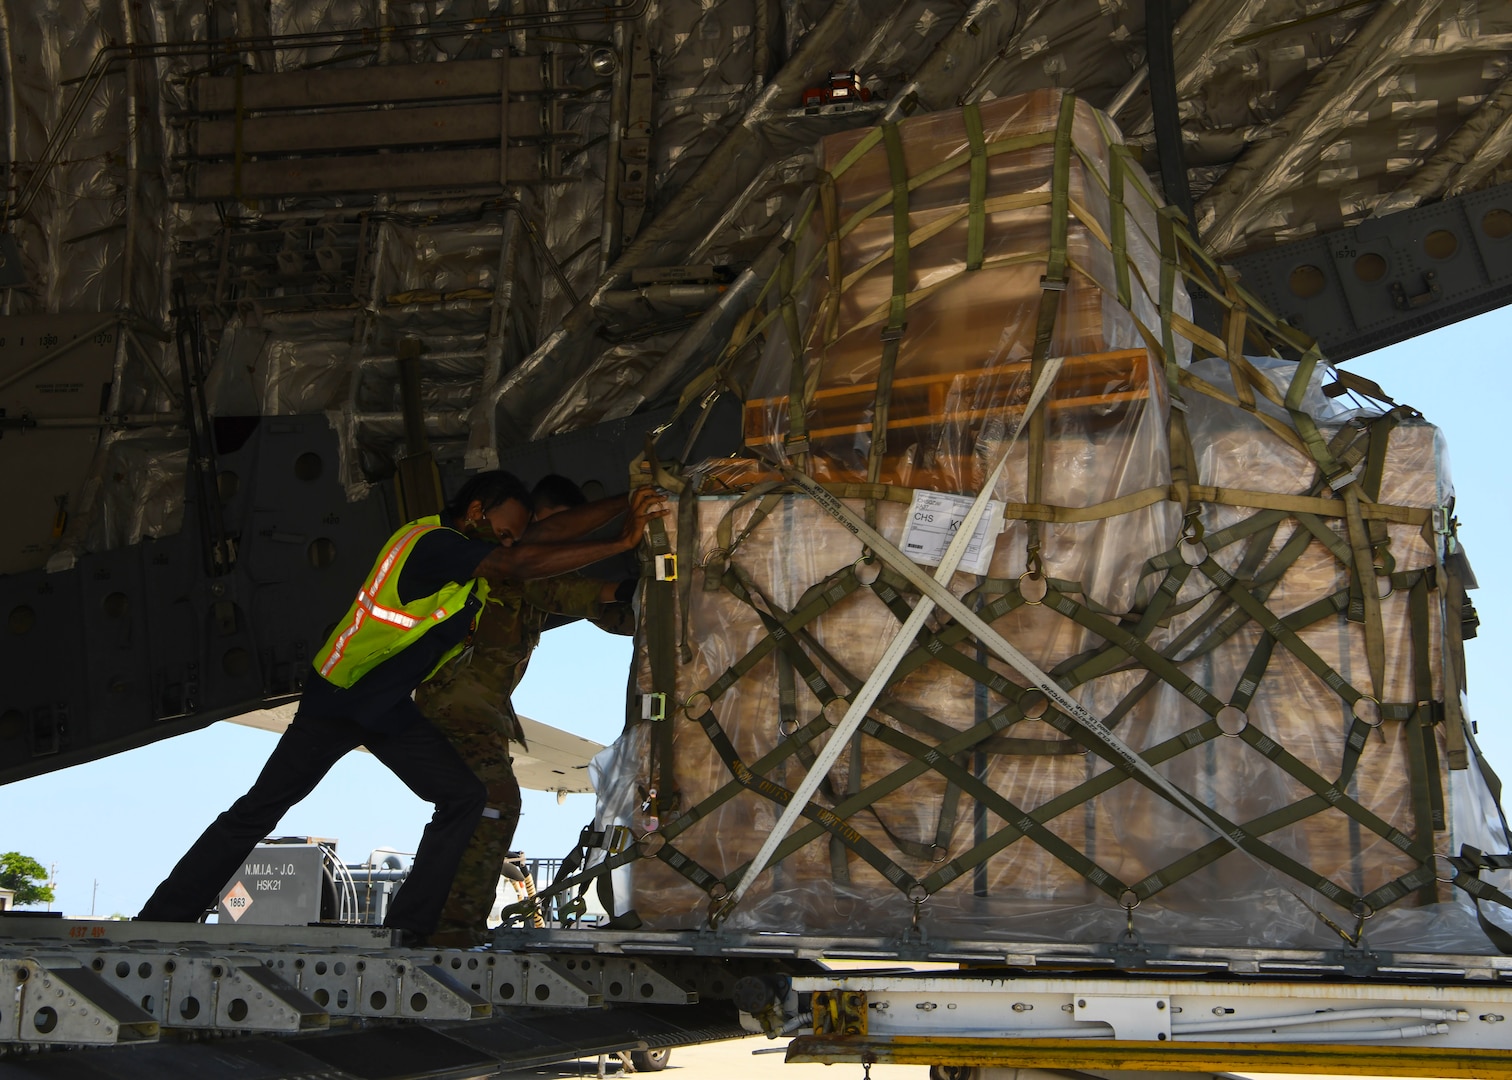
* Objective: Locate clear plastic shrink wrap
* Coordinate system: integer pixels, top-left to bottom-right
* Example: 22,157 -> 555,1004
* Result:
591,90 -> 1508,952
743,87 -> 1181,491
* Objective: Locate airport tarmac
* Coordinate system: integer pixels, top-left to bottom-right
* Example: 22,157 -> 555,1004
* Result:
497,1035 -> 923,1080
496,1039 -> 1443,1080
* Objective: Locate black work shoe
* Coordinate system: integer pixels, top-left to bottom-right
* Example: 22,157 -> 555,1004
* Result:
390,928 -> 428,949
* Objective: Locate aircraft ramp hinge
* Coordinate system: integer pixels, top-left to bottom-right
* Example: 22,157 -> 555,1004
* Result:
4,957 -> 160,1047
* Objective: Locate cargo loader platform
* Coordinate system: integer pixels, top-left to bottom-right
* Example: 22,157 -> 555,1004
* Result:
500,924 -> 1512,1075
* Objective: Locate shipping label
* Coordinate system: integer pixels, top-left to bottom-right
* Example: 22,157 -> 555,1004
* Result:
899,489 -> 1005,576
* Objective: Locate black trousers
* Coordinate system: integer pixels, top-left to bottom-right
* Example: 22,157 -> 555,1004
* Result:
138,701 -> 486,935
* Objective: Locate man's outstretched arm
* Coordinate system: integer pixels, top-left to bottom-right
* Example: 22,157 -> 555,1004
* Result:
471,491 -> 667,582
522,487 -> 664,543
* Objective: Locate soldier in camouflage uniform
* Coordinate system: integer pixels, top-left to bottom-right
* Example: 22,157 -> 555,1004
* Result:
418,478 -> 635,948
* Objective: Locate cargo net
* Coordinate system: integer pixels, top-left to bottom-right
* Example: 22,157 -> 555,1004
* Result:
518,91 -> 1511,952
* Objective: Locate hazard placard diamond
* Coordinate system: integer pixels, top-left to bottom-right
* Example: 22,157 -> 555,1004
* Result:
221,880 -> 253,922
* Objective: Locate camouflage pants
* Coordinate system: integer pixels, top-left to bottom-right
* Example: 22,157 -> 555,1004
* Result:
415,673 -> 521,941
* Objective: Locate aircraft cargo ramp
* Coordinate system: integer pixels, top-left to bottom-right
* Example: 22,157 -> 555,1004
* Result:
9,915 -> 1512,1079
0,916 -> 758,1080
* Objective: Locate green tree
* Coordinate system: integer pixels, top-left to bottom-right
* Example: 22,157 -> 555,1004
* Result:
0,852 -> 55,907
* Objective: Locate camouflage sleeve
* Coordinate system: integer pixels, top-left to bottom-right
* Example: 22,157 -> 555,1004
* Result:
520,573 -> 606,620
591,602 -> 637,637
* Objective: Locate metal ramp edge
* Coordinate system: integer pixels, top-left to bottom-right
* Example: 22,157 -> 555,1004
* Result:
0,1000 -> 753,1080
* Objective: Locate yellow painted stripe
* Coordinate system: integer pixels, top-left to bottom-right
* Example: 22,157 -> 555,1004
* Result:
787,1034 -> 1512,1079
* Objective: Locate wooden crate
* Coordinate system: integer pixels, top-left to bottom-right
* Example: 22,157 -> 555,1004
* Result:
744,347 -> 1151,454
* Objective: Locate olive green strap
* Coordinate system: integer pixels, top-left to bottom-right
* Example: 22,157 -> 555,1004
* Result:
1155,207 -> 1193,516
676,483 -> 698,663
1156,207 -> 1181,383
779,239 -> 810,459
1025,92 -> 1079,559
1409,573 -> 1446,835
1341,483 -> 1387,701
963,102 -> 987,272
1448,848 -> 1512,953
1036,92 -> 1077,355
864,122 -> 911,504
1441,552 -> 1471,769
1109,145 -> 1132,308
641,505 -> 678,817
707,483 -> 785,590
819,170 -> 843,345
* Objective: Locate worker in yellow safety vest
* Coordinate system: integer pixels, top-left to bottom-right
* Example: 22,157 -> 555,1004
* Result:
138,471 -> 666,944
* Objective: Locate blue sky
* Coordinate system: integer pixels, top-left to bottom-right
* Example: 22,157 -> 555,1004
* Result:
2,312 -> 1508,922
